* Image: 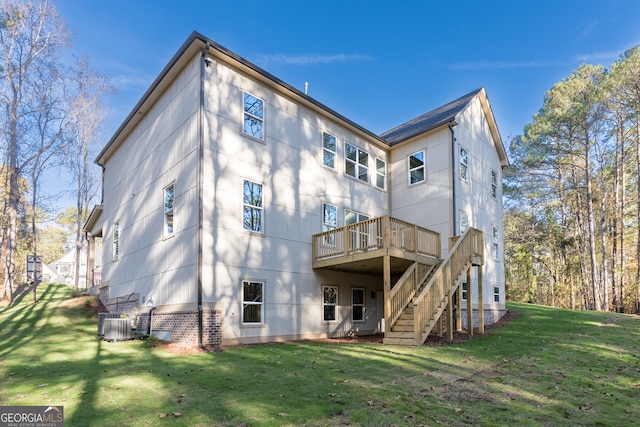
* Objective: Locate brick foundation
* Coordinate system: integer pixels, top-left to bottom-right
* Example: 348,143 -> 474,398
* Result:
459,308 -> 507,329
150,310 -> 222,347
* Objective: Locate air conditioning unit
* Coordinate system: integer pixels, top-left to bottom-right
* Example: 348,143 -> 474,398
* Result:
103,318 -> 134,341
97,313 -> 127,337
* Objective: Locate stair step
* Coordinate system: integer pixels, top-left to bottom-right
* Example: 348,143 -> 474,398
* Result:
391,324 -> 413,332
383,337 -> 417,346
395,318 -> 413,326
385,331 -> 414,339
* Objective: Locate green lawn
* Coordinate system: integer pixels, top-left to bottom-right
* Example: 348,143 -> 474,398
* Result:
1,283 -> 639,426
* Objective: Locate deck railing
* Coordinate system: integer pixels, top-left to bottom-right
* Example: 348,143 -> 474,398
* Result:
412,227 -> 483,344
312,216 -> 440,261
388,262 -> 432,327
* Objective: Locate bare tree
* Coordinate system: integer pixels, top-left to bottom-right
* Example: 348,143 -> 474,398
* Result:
0,0 -> 71,302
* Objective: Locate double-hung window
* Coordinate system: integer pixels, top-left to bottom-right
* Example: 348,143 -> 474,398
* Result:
345,210 -> 370,250
375,158 -> 386,190
493,286 -> 501,303
113,221 -> 120,259
243,92 -> 264,140
243,180 -> 263,233
460,147 -> 469,180
322,203 -> 337,246
242,280 -> 264,324
408,150 -> 425,184
322,286 -> 338,322
345,143 -> 369,183
491,170 -> 498,199
322,132 -> 337,169
492,225 -> 500,260
164,183 -> 175,236
460,211 -> 469,234
461,281 -> 468,301
352,288 -> 365,322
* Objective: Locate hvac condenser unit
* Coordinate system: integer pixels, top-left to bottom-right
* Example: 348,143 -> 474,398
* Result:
103,318 -> 134,341
97,313 -> 127,337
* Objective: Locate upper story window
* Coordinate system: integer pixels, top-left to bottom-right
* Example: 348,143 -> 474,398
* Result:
375,158 -> 386,190
345,143 -> 369,183
113,221 -> 120,259
322,203 -> 337,232
492,225 -> 500,260
164,183 -> 175,236
243,92 -> 264,140
460,211 -> 469,234
460,147 -> 469,181
408,150 -> 425,185
242,280 -> 264,324
322,132 -> 337,169
491,170 -> 498,199
243,179 -> 263,233
345,210 -> 369,225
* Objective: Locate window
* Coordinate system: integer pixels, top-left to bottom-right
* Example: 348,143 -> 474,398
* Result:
375,158 -> 386,190
493,286 -> 501,303
322,203 -> 337,232
345,143 -> 369,183
491,170 -> 498,199
242,92 -> 264,140
408,150 -> 425,184
345,210 -> 369,225
242,280 -> 264,324
322,132 -> 337,169
352,288 -> 365,322
460,147 -> 469,180
460,211 -> 469,234
492,225 -> 499,260
461,280 -> 468,301
322,203 -> 337,246
323,286 -> 338,322
164,183 -> 175,236
243,180 -> 263,233
112,221 -> 120,259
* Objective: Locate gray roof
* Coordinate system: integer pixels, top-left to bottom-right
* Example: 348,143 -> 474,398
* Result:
380,89 -> 483,145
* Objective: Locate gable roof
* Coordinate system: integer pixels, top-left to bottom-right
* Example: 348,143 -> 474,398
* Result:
381,89 -> 482,145
96,32 -> 508,168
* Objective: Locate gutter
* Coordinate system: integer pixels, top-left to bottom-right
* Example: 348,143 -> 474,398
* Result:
448,121 -> 457,236
196,42 -> 209,350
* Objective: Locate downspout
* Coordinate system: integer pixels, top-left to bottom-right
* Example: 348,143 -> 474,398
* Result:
196,42 -> 209,350
448,121 -> 457,236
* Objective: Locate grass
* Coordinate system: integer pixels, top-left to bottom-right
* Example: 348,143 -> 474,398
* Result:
1,283 -> 640,426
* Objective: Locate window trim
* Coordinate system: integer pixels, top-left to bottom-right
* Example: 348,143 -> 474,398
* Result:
493,285 -> 501,303
375,157 -> 386,191
322,285 -> 339,323
344,142 -> 369,183
112,220 -> 120,260
491,169 -> 498,199
163,182 -> 175,237
242,91 -> 265,141
460,211 -> 469,235
242,179 -> 264,234
408,150 -> 426,185
459,146 -> 469,181
241,279 -> 265,326
492,225 -> 500,260
322,131 -> 337,170
351,287 -> 365,323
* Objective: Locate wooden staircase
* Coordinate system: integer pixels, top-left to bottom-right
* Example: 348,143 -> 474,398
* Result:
383,228 -> 484,346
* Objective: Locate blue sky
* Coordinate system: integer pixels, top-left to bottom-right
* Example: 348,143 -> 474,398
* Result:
54,0 -> 640,150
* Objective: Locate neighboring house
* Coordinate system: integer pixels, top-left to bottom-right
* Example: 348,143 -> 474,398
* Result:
50,247 -> 102,288
83,32 -> 508,347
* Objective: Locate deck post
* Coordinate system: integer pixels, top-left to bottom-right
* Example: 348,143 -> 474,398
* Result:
478,265 -> 484,334
466,267 -> 473,336
383,254 -> 391,335
343,224 -> 349,256
455,280 -> 462,332
446,288 -> 454,340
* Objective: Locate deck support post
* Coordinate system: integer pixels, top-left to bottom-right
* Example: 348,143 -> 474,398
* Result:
478,265 -> 484,334
466,267 -> 473,336
455,280 -> 462,332
383,254 -> 391,335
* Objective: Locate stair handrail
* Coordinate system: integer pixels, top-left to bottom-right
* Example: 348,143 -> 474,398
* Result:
412,228 -> 483,344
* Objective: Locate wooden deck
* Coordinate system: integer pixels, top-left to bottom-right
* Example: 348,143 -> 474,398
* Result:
312,216 -> 485,346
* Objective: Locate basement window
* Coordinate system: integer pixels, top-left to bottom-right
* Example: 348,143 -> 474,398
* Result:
242,280 -> 264,324
323,286 -> 338,322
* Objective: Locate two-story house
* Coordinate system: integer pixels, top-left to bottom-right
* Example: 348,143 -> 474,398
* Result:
84,32 -> 508,347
